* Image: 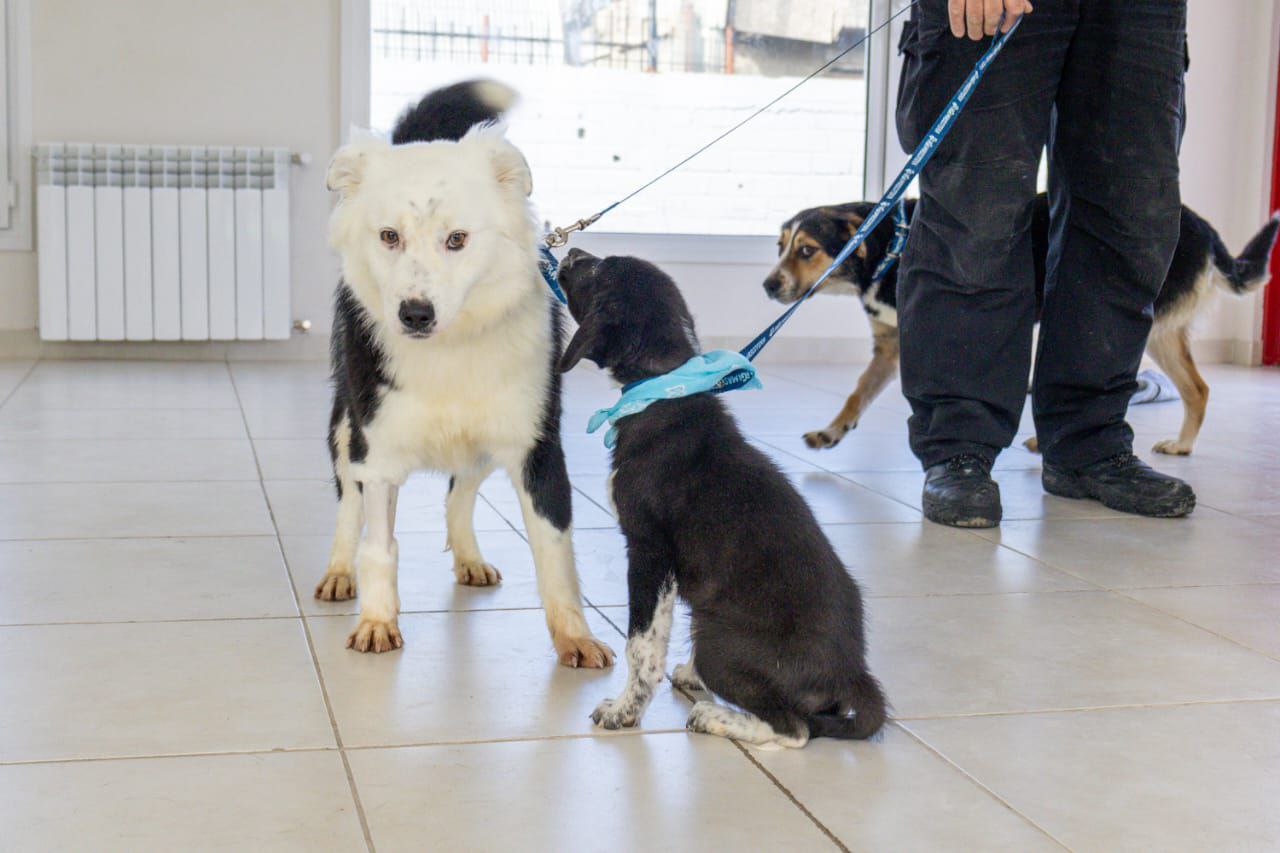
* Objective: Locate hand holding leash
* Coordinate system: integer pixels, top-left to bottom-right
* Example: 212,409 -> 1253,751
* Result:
949,0 -> 1032,39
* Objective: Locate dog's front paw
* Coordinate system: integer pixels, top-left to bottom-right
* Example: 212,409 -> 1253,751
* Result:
346,618 -> 403,653
1152,439 -> 1192,456
591,697 -> 639,729
553,633 -> 615,669
454,559 -> 502,587
686,700 -> 724,735
315,572 -> 356,601
803,425 -> 850,450
670,661 -> 705,692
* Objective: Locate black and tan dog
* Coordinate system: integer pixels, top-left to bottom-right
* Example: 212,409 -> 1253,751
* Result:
558,247 -> 886,748
766,194 -> 1279,455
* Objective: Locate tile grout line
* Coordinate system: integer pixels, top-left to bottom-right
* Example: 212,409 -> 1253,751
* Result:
0,359 -> 40,414
224,363 -> 378,853
892,720 -> 1073,851
9,696 -> 1280,769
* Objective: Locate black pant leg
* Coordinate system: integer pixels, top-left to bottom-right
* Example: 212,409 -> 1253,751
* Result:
1033,0 -> 1187,468
895,1 -> 1076,468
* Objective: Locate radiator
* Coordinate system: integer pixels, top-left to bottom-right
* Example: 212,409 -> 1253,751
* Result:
34,143 -> 291,342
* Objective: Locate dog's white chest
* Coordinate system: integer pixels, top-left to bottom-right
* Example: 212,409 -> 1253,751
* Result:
358,320 -> 550,479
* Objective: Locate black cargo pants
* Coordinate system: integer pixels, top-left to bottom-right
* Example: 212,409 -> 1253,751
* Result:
896,0 -> 1187,469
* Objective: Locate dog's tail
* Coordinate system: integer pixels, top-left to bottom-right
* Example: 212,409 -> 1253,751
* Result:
806,671 -> 887,741
391,79 -> 518,145
1210,212 -> 1280,295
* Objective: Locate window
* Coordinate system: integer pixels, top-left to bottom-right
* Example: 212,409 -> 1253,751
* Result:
368,0 -> 878,236
0,0 -> 31,251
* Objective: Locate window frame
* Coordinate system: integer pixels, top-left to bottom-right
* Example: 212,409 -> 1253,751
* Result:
341,0 -> 898,263
0,0 -> 32,251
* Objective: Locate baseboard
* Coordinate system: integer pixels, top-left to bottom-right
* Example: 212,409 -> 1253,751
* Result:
0,328 -> 330,361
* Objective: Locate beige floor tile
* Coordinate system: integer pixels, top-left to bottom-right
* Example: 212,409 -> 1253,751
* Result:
907,701 -> 1280,851
0,536 -> 295,624
283,529 -> 550,616
572,527 -> 631,606
788,471 -> 923,524
0,407 -> 248,440
253,437 -> 333,480
0,360 -> 35,401
0,438 -> 259,483
1124,584 -> 1280,659
0,751 -> 365,852
0,481 -> 274,539
753,725 -> 1058,851
848,468 -> 1131,521
242,404 -> 332,439
979,511 -> 1280,588
868,590 -> 1280,718
228,361 -> 332,411
0,619 -> 334,761
826,522 -> 1092,597
348,734 -> 833,852
310,608 -> 692,747
263,476 -> 510,536
10,361 -> 239,409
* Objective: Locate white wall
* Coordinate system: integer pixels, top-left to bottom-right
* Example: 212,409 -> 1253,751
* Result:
0,0 -> 340,349
0,0 -> 1276,364
1180,0 -> 1279,364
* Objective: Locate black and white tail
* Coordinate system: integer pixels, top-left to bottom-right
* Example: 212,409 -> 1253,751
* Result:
1210,212 -> 1280,294
391,79 -> 518,145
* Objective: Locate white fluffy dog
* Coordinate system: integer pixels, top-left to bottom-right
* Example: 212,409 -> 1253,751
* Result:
316,80 -> 613,668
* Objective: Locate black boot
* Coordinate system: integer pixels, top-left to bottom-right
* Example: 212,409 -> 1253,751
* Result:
1042,452 -> 1195,517
922,454 -> 1002,528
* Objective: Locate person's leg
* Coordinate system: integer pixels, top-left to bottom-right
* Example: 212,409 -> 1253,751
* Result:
896,1 -> 1075,469
1033,0 -> 1187,468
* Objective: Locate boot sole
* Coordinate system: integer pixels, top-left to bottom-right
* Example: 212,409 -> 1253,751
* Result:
1043,469 -> 1196,518
922,494 -> 1002,529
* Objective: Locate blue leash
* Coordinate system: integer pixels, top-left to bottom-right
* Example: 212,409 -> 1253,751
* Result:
557,16 -> 1024,443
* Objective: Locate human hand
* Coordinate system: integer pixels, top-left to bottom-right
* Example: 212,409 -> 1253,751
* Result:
948,0 -> 1034,40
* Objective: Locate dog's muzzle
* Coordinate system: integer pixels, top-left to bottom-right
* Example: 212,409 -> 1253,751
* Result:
398,299 -> 437,337
763,275 -> 784,300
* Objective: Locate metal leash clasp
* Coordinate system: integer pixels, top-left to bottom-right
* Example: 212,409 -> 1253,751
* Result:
544,213 -> 602,248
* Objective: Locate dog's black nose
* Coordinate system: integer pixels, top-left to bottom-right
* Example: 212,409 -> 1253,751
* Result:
763,277 -> 782,297
398,299 -> 436,335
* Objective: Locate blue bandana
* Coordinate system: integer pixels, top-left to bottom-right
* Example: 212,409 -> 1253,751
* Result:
587,350 -> 763,447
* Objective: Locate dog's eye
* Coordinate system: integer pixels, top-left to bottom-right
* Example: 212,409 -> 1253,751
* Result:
380,229 -> 400,248
446,230 -> 468,251
797,245 -> 816,259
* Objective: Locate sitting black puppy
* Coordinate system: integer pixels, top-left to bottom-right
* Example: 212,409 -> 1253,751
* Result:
557,247 -> 886,747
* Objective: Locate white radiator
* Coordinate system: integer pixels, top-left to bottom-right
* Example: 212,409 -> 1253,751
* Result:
34,144 -> 291,342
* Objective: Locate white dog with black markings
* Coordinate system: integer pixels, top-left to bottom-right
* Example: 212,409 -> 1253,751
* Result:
316,80 -> 613,668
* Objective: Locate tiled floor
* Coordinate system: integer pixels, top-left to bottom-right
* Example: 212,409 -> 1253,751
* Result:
1,358 -> 1278,851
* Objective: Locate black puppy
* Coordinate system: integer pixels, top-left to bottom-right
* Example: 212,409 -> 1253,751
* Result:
557,248 -> 886,747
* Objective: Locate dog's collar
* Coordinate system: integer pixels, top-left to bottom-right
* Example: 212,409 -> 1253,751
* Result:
588,351 -> 762,448
537,246 -> 570,304
869,199 -> 910,285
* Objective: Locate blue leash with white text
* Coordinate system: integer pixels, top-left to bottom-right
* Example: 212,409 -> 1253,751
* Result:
552,14 -> 1026,441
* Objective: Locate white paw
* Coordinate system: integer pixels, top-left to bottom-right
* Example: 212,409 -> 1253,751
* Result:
686,700 -> 726,736
591,697 -> 639,730
345,618 -> 403,653
670,661 -> 705,692
315,572 -> 356,601
454,559 -> 502,587
1152,439 -> 1192,456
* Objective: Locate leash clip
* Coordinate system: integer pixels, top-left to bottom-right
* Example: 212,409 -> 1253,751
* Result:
545,213 -> 602,248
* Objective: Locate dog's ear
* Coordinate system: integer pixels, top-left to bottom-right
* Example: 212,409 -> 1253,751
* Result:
558,323 -> 601,373
463,124 -> 533,196
816,207 -> 870,259
326,136 -> 388,199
